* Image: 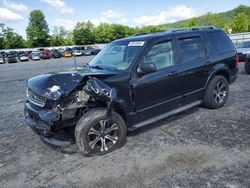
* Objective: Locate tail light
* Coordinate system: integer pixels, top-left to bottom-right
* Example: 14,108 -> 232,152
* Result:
236,53 -> 239,69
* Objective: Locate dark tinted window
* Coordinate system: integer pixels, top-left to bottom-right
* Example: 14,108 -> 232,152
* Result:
178,37 -> 206,63
207,31 -> 234,54
144,41 -> 175,70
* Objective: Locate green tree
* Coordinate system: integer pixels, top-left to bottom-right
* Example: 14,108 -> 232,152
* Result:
0,23 -> 5,49
0,23 -> 24,49
64,31 -> 74,45
3,27 -> 24,49
234,5 -> 250,17
51,26 -> 74,46
94,23 -> 116,43
138,25 -> 165,33
231,12 -> 249,33
26,10 -> 50,47
50,27 -> 63,46
73,21 -> 94,45
188,17 -> 199,27
111,24 -> 127,39
203,12 -> 224,28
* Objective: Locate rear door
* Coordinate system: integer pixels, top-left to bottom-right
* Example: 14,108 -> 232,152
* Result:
173,33 -> 210,104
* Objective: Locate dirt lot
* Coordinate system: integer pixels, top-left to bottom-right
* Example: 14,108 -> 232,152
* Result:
0,57 -> 249,188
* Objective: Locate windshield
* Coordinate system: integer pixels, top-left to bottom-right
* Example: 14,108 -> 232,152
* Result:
88,41 -> 144,71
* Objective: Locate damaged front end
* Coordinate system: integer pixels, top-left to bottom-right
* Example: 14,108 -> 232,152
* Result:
25,73 -> 117,146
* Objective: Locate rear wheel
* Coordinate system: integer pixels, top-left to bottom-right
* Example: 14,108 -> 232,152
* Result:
203,75 -> 229,109
245,62 -> 250,74
75,108 -> 127,156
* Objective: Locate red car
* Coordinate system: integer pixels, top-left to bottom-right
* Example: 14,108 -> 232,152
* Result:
40,50 -> 51,59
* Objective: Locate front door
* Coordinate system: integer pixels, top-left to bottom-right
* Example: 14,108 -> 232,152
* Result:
131,39 -> 183,121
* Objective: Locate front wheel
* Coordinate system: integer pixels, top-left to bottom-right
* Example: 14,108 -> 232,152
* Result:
75,108 -> 127,156
245,61 -> 250,74
203,75 -> 229,109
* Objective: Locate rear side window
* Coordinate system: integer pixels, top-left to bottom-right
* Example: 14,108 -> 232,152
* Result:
178,37 -> 206,63
207,31 -> 235,54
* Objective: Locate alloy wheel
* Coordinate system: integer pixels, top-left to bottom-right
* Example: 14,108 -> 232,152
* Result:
88,120 -> 119,152
213,81 -> 227,104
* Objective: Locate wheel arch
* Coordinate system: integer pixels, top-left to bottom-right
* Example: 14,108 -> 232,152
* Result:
205,64 -> 231,88
111,100 -> 128,123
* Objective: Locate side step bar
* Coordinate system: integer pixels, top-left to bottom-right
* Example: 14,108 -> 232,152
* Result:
128,100 -> 202,131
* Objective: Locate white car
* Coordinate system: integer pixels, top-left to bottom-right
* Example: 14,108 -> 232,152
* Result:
19,55 -> 29,61
31,52 -> 40,61
0,57 -> 5,64
73,50 -> 82,56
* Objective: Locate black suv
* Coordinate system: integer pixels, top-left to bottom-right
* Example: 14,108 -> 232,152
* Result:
25,26 -> 238,156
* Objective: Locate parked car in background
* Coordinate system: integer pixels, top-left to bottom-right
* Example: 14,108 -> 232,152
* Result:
51,50 -> 61,58
6,54 -> 18,63
0,57 -> 4,64
236,41 -> 250,61
0,52 -> 5,64
72,50 -> 82,56
31,51 -> 40,61
82,49 -> 92,56
90,48 -> 101,55
57,48 -> 65,56
245,54 -> 250,74
40,50 -> 51,59
25,26 -> 238,156
18,53 -> 29,61
63,51 -> 72,57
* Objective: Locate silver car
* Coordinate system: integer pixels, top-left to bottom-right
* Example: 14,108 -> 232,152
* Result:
31,52 -> 40,61
0,57 -> 5,64
236,41 -> 250,61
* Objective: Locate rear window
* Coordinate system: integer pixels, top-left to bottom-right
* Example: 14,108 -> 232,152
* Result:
207,31 -> 235,54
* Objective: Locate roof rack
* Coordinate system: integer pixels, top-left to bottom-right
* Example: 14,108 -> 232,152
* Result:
132,26 -> 217,37
167,26 -> 217,33
133,30 -> 166,36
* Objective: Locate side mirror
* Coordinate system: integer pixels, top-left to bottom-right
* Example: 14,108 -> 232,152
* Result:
137,63 -> 156,75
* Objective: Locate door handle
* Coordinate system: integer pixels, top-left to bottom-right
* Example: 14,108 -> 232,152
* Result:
168,71 -> 178,77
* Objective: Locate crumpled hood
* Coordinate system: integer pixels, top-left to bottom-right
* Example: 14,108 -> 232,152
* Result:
27,68 -> 117,97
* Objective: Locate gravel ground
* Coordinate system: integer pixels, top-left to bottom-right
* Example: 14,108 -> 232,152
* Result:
0,57 -> 249,188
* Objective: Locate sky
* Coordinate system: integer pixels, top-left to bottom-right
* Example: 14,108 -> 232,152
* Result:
0,0 -> 249,38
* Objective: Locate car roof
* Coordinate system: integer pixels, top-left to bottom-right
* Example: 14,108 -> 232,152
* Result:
113,26 -> 221,43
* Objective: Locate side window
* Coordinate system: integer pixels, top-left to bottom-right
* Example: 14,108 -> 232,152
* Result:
144,41 -> 175,70
207,31 -> 235,54
178,37 -> 206,63
245,42 -> 250,48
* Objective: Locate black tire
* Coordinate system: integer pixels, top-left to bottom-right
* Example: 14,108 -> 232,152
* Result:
75,108 -> 127,156
203,75 -> 229,109
245,62 -> 250,74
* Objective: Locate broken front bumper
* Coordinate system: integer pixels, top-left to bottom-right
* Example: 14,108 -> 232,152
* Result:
24,101 -> 74,146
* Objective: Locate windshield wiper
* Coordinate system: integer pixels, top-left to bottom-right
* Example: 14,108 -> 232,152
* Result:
89,65 -> 105,70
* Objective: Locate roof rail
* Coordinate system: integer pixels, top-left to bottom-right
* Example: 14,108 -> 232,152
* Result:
133,30 -> 166,36
167,26 -> 217,33
132,26 -> 217,37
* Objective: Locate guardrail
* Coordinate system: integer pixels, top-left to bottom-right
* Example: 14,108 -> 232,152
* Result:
229,32 -> 250,46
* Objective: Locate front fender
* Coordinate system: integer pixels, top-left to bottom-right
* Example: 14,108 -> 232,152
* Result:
84,77 -> 128,122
